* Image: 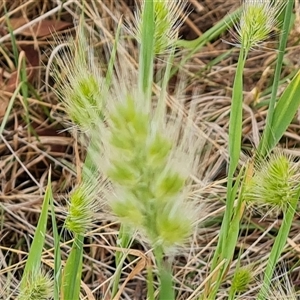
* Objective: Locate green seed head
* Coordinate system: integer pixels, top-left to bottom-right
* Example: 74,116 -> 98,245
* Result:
133,0 -> 187,54
108,160 -> 140,187
109,96 -> 149,143
155,201 -> 195,248
65,178 -> 101,234
244,152 -> 300,214
66,72 -> 103,129
94,89 -> 201,252
147,133 -> 172,167
231,267 -> 253,294
110,193 -> 145,227
52,30 -> 104,131
234,0 -> 285,51
17,270 -> 53,300
154,170 -> 185,200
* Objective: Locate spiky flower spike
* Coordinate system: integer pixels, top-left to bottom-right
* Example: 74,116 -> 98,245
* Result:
64,173 -> 104,235
244,151 -> 300,215
52,28 -> 104,131
233,0 -> 285,51
17,270 -> 53,300
132,0 -> 187,54
229,267 -> 253,297
92,87 -> 201,252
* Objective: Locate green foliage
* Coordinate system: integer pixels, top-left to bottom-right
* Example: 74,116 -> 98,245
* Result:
259,70 -> 300,155
258,0 -> 297,157
18,174 -> 53,300
204,1 -> 297,299
61,234 -> 84,300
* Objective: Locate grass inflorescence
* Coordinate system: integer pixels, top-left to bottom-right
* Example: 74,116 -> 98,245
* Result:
1,0 -> 300,299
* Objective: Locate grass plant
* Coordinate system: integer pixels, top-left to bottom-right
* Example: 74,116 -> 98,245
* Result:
2,0 -> 300,299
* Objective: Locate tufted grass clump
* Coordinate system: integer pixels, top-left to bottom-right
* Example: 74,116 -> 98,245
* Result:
50,0 -> 201,299
204,0 -> 300,299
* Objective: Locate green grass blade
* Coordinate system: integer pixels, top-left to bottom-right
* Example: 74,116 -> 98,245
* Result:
176,8 -> 241,50
138,0 -> 155,102
257,190 -> 300,299
20,170 -> 51,288
5,7 -> 31,129
20,56 -> 30,126
228,49 -> 247,180
258,0 -> 295,157
4,5 -> 19,66
259,70 -> 300,152
159,264 -> 174,300
154,246 -> 174,300
49,171 -> 62,300
206,167 -> 244,299
218,49 -> 247,256
61,234 -> 84,300
172,8 -> 241,78
0,82 -> 22,136
105,18 -> 122,89
112,225 -> 132,297
147,265 -> 155,300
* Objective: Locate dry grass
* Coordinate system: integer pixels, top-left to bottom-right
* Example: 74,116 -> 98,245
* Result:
1,0 -> 300,299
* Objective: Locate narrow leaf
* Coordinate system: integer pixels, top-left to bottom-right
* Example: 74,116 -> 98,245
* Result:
61,234 -> 84,300
49,168 -> 62,300
262,70 -> 300,151
21,170 -> 51,287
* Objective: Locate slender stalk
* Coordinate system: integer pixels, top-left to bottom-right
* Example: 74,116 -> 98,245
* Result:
138,0 -> 155,108
210,48 -> 247,269
112,225 -> 131,297
61,234 -> 84,300
257,190 -> 300,299
202,48 -> 248,299
154,246 -> 174,300
147,264 -> 155,300
226,47 -> 248,221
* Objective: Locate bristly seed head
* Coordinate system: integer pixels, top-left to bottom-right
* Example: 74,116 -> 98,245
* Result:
244,151 -> 300,215
52,28 -> 104,132
232,0 -> 285,51
65,177 -> 103,235
231,267 -> 253,294
92,89 -> 201,252
17,270 -> 53,300
132,0 -> 188,54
